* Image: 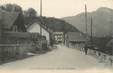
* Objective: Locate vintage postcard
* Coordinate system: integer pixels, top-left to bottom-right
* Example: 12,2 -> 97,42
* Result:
0,0 -> 113,73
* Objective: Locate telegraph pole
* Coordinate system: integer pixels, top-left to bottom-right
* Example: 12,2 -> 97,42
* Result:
40,0 -> 42,35
40,0 -> 43,50
90,16 -> 93,44
84,4 -> 88,46
109,17 -> 112,37
85,4 -> 88,36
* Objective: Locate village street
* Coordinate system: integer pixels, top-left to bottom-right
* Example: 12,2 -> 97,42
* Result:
0,45 -> 111,70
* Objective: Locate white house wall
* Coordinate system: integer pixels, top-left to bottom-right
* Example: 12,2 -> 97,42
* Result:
27,23 -> 40,33
27,23 -> 50,44
42,28 -> 50,44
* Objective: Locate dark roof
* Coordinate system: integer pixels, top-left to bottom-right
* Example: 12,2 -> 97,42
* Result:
24,17 -> 41,28
25,17 -> 79,34
67,32 -> 86,41
0,9 -> 19,29
25,17 -> 52,33
3,32 -> 41,39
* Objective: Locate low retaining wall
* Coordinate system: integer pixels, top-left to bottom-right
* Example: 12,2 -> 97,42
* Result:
68,44 -> 113,67
88,49 -> 113,66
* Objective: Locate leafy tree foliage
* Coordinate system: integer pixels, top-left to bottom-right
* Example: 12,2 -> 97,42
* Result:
24,8 -> 37,17
0,4 -> 22,13
0,4 -> 26,32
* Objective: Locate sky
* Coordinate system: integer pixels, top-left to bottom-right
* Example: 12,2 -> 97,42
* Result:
0,0 -> 113,18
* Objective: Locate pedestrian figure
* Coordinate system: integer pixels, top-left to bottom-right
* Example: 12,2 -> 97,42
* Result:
109,56 -> 113,66
84,45 -> 88,55
80,47 -> 84,52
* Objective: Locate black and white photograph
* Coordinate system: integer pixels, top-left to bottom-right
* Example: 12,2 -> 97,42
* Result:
0,0 -> 113,72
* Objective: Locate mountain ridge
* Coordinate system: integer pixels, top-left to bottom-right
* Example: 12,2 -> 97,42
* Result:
62,7 -> 113,37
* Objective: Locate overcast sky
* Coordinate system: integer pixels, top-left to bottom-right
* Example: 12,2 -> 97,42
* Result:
0,0 -> 113,18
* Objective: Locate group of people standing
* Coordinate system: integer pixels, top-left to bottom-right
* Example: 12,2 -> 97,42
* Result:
80,44 -> 89,55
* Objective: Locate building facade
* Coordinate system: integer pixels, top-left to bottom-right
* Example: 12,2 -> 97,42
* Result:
65,32 -> 86,48
27,22 -> 50,45
53,32 -> 64,44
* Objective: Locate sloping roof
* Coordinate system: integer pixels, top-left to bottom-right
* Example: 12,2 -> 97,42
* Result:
0,9 -> 19,29
27,23 -> 40,32
106,39 -> 113,47
67,32 -> 86,42
25,17 -> 52,33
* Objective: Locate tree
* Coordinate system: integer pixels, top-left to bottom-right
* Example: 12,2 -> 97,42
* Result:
3,4 -> 13,12
13,4 -> 22,13
24,8 -> 37,17
0,4 -> 22,13
0,4 -> 26,32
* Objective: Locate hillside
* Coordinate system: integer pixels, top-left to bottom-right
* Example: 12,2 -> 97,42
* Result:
26,17 -> 79,33
63,7 -> 113,37
44,17 -> 79,32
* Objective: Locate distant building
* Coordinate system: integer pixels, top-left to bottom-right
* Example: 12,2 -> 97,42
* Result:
53,32 -> 64,44
65,32 -> 86,48
25,17 -> 80,45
